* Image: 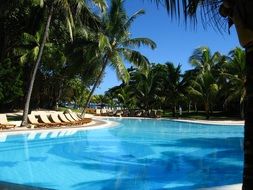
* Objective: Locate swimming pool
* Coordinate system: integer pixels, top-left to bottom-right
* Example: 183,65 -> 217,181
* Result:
0,118 -> 243,190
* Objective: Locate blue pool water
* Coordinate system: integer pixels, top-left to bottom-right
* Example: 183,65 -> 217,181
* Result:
0,119 -> 243,190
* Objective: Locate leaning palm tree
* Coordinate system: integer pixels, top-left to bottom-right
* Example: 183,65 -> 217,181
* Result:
80,0 -> 156,117
151,0 -> 253,189
21,0 -> 107,126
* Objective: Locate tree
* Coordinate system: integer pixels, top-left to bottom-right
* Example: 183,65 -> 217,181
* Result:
188,47 -> 224,118
21,0 -> 107,126
188,72 -> 219,119
163,63 -> 185,117
152,0 -> 253,189
222,47 -> 246,119
116,87 -> 136,109
130,68 -> 159,110
0,59 -> 23,109
189,47 -> 222,75
80,0 -> 156,117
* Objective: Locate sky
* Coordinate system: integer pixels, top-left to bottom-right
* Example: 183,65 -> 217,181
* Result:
94,1 -> 240,94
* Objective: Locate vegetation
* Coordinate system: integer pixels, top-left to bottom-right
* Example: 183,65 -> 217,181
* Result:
79,0 -> 156,117
106,46 -> 245,119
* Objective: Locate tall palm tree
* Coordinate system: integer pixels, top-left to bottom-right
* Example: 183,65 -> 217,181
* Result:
21,0 -> 107,126
152,0 -> 253,189
131,68 -> 159,110
188,72 -> 219,119
80,0 -> 156,117
222,47 -> 246,119
163,62 -> 185,117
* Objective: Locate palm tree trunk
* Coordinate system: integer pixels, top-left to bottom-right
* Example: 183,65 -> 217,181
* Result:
80,56 -> 108,118
172,104 -> 176,117
194,103 -> 198,113
243,48 -> 253,190
240,100 -> 245,119
204,103 -> 210,119
20,5 -> 54,127
188,101 -> 191,113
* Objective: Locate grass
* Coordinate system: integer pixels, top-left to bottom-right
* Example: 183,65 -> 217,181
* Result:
57,107 -> 81,113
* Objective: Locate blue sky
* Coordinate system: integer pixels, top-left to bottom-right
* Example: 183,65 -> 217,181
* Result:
94,1 -> 240,94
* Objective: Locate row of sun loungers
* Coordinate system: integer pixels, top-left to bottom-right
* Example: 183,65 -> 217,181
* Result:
0,112 -> 92,130
28,112 -> 91,128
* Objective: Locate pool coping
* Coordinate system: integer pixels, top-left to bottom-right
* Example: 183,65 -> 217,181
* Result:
199,183 -> 242,190
168,118 -> 244,126
94,116 -> 244,126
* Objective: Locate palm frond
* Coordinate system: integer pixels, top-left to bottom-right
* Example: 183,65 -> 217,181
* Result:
124,9 -> 145,29
188,86 -> 203,98
110,51 -> 130,83
120,48 -> 150,71
66,17 -> 74,42
151,0 -> 227,31
123,38 -> 156,49
20,33 -> 38,46
98,33 -> 111,52
92,0 -> 108,12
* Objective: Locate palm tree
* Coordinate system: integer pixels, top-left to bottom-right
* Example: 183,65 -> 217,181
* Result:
117,87 -> 136,109
21,0 -> 107,126
189,47 -> 222,74
80,0 -> 156,117
188,72 -> 219,119
130,68 -> 159,110
222,47 -> 246,119
151,0 -> 253,189
162,63 -> 185,117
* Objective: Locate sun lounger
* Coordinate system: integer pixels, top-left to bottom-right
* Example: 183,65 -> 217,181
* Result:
135,110 -> 142,117
156,110 -> 162,118
58,113 -> 71,123
95,109 -> 101,116
149,110 -> 157,118
69,112 -> 82,121
114,110 -> 123,117
65,113 -> 81,124
28,115 -> 47,128
122,110 -> 130,117
0,114 -> 16,129
49,113 -> 69,126
68,112 -> 91,125
37,114 -> 60,127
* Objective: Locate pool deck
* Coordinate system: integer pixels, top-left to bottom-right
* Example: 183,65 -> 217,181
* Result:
171,118 -> 244,126
200,184 -> 242,190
